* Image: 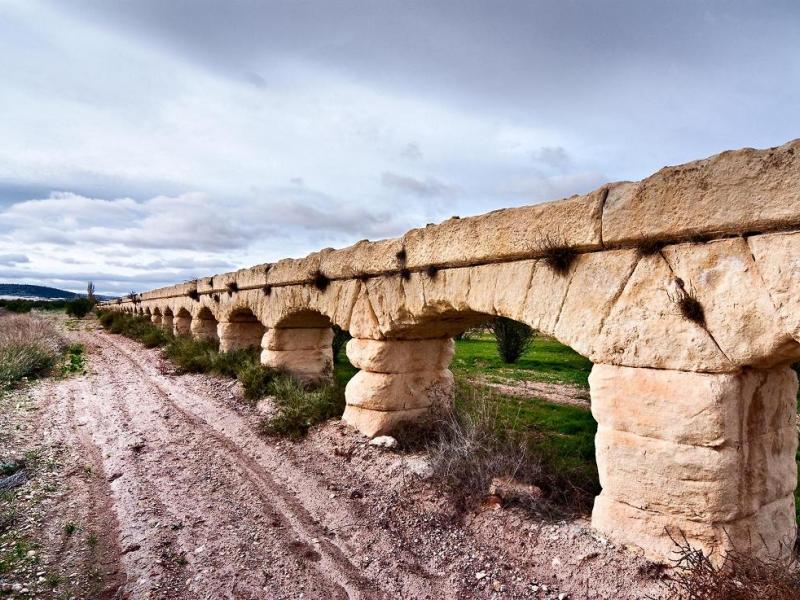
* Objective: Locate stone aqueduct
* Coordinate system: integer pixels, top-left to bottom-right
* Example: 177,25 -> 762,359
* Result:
103,140 -> 800,563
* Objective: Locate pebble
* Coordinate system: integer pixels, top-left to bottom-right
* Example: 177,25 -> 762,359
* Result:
368,436 -> 398,449
475,571 -> 486,580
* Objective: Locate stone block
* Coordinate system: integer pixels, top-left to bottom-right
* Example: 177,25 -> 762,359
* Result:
346,338 -> 454,373
345,369 -> 454,411
263,327 -> 334,351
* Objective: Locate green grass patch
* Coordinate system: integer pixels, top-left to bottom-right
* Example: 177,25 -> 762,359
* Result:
450,334 -> 593,387
261,375 -> 345,439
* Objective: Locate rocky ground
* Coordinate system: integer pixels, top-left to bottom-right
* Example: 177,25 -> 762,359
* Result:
0,320 -> 668,599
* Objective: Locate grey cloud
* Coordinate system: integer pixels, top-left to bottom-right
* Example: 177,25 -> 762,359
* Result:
531,147 -> 572,172
400,143 -> 423,160
381,172 -> 457,198
0,253 -> 29,265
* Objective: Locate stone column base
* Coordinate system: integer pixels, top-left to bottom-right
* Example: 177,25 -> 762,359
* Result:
190,317 -> 218,341
343,338 -> 455,437
218,321 -> 265,352
589,363 -> 798,564
173,315 -> 191,336
260,327 -> 333,384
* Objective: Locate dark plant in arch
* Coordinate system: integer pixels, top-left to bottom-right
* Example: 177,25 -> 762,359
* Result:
669,277 -> 706,327
490,317 -> 536,364
312,270 -> 331,292
226,281 -> 238,295
537,233 -> 576,275
331,325 -> 351,360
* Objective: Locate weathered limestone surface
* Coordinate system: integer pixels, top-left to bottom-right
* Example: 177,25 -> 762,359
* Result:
590,364 -> 798,560
218,321 -> 265,352
602,139 -> 800,245
343,338 -> 455,436
103,139 -> 800,565
261,327 -> 333,384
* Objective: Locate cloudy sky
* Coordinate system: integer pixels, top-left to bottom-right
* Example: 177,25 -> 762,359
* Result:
0,0 -> 798,295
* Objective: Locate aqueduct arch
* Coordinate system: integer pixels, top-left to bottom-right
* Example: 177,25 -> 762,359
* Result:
103,140 -> 800,563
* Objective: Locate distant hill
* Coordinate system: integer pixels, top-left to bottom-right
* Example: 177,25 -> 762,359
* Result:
0,283 -> 93,300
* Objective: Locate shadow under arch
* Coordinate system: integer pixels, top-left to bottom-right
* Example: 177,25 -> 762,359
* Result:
219,306 -> 266,352
265,308 -> 337,384
174,307 -> 192,336
191,305 -> 219,342
162,307 -> 174,332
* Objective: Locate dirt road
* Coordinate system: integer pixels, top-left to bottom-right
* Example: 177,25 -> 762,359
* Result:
10,325 -> 663,599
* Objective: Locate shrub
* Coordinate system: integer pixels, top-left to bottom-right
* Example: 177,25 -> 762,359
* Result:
424,379 -> 597,517
65,298 -> 93,318
331,325 -> 351,361
537,233 -> 576,275
490,317 -> 535,363
261,375 -> 345,439
653,533 -> 800,599
237,361 -> 278,401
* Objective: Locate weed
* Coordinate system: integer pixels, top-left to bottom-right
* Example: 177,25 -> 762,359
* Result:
261,376 -> 345,439
213,294 -> 220,303
237,361 -> 279,401
86,532 -> 98,549
537,233 -> 576,275
226,281 -> 239,294
652,532 -> 800,600
46,572 -> 62,588
669,278 -> 706,327
400,268 -> 411,281
59,343 -> 86,375
263,285 -> 272,296
425,379 -> 597,517
425,264 -> 439,278
187,289 -> 200,301
638,241 -> 664,256
395,248 -> 407,263
63,521 -> 78,536
312,270 -> 331,292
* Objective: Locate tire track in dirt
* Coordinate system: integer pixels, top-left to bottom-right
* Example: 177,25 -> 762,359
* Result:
78,330 -> 401,599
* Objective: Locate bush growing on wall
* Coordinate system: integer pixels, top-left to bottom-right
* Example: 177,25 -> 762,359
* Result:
490,317 -> 535,363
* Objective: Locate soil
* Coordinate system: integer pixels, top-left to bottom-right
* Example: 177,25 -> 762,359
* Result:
1,321 -> 668,599
473,378 -> 591,409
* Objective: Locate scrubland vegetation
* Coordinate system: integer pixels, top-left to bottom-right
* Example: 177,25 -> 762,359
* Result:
0,313 -> 84,388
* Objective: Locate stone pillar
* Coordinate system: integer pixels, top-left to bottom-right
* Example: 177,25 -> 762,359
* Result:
261,328 -> 334,384
161,313 -> 174,332
218,321 -> 265,352
342,338 -> 455,437
173,314 -> 191,336
151,314 -> 162,326
589,363 -> 798,563
190,317 -> 218,341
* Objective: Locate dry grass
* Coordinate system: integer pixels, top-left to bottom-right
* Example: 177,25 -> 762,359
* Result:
0,313 -> 67,387
536,233 -> 576,275
653,533 -> 800,599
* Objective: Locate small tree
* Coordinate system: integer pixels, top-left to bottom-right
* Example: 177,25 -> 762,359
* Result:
66,298 -> 93,319
87,281 -> 96,304
490,317 -> 535,363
